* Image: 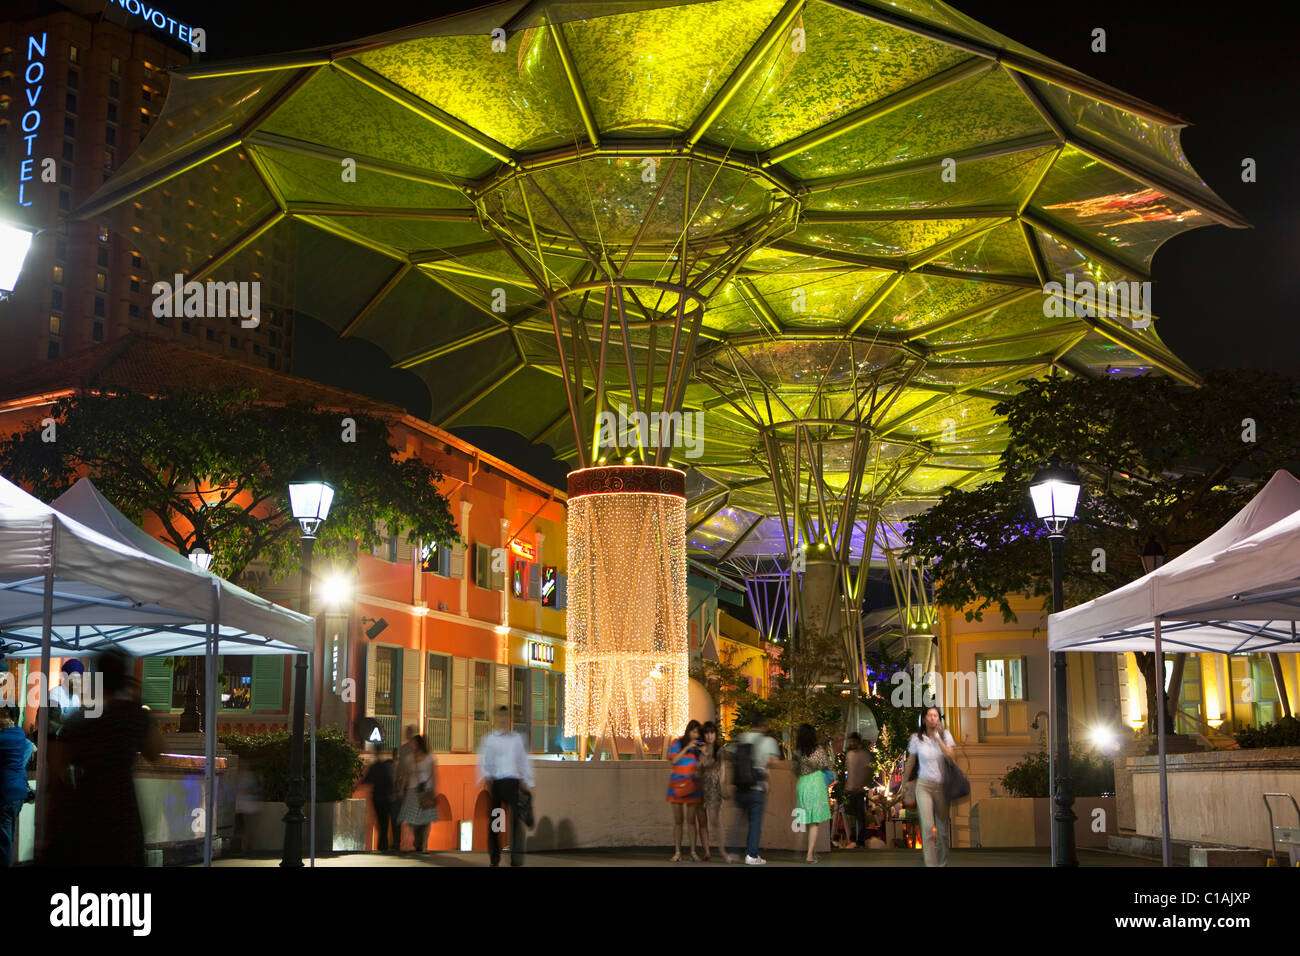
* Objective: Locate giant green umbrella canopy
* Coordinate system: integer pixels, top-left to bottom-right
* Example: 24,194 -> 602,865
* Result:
76,0 -> 1243,565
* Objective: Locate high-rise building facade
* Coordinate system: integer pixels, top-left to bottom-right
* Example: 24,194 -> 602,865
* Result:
0,0 -> 295,376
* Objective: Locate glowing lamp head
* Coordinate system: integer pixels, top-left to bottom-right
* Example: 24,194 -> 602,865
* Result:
1029,458 -> 1080,536
0,221 -> 36,296
187,548 -> 213,572
288,464 -> 334,538
318,571 -> 353,607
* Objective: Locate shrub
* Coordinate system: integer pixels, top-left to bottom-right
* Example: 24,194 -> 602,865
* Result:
219,727 -> 362,802
1001,747 -> 1115,798
1234,716 -> 1300,749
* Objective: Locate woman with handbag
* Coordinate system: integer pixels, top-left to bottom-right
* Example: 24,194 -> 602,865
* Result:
792,723 -> 833,864
905,706 -> 957,867
665,720 -> 703,862
396,733 -> 438,853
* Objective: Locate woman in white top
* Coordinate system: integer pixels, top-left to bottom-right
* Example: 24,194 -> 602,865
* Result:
905,706 -> 956,867
395,734 -> 438,853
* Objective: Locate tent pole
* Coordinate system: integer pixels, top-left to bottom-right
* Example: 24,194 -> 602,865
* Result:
204,583 -> 219,867
309,651 -> 316,868
1047,646 -> 1056,865
1154,616 -> 1171,867
34,518 -> 56,859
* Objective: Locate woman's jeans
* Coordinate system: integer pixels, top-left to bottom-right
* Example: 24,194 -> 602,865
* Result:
915,779 -> 949,867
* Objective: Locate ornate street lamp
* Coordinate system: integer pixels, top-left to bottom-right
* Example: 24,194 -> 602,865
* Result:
0,220 -> 36,299
1029,457 -> 1081,867
187,548 -> 214,572
282,464 -> 334,867
1140,536 -> 1166,574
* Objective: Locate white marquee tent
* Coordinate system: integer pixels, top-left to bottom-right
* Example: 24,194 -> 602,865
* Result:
0,475 -> 316,866
1049,470 -> 1300,864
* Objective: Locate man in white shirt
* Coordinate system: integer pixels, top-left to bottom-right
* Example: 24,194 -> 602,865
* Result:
48,660 -> 84,736
477,705 -> 535,867
732,715 -> 779,865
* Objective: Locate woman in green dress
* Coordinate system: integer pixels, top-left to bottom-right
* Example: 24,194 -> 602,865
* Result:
792,723 -> 832,863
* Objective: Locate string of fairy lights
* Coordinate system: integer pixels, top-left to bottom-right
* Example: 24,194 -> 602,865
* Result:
564,482 -> 688,743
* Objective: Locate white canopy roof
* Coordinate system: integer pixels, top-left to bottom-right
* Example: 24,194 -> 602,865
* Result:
0,475 -> 312,658
1049,470 -> 1300,654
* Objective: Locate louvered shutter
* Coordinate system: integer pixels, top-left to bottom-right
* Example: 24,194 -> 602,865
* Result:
452,657 -> 469,751
395,532 -> 414,565
528,564 -> 540,602
450,541 -> 465,579
365,642 -> 377,716
495,664 -> 510,717
251,656 -> 284,711
490,549 -> 506,591
141,657 -> 172,711
557,572 -> 567,611
402,648 -> 421,736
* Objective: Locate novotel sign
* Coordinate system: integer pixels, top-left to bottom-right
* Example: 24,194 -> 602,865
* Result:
17,33 -> 46,208
108,0 -> 202,47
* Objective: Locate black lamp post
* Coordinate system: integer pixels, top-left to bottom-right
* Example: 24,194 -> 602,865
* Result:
1029,457 -> 1081,867
1139,536 -> 1167,735
281,465 -> 334,867
179,548 -> 215,733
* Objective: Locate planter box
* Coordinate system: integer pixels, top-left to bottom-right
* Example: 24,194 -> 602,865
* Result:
1128,746 -> 1300,851
240,798 -> 367,854
970,796 -> 1116,848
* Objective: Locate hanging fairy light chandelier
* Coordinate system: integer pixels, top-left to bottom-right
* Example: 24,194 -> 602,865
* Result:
564,465 -> 688,744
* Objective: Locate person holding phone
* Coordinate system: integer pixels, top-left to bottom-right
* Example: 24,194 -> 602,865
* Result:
906,706 -> 956,867
665,720 -> 703,862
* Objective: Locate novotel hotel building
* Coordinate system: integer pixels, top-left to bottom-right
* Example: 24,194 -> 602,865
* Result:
0,0 -> 296,378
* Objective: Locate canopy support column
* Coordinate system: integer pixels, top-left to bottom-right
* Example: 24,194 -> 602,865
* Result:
203,586 -> 218,867
309,651 -> 317,867
1154,616 -> 1171,867
34,518 -> 56,859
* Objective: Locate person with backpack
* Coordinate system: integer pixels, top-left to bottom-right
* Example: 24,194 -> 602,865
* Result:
731,714 -> 779,865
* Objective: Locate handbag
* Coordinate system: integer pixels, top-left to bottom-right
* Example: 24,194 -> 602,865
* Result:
820,769 -> 835,788
671,774 -> 697,799
941,756 -> 970,802
901,754 -> 918,810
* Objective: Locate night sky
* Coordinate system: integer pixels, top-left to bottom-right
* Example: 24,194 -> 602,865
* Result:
167,0 -> 1298,486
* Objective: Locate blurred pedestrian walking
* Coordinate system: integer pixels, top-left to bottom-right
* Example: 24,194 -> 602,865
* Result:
843,732 -> 870,848
792,724 -> 832,863
907,706 -> 956,867
362,745 -> 396,852
478,705 -> 534,867
0,706 -> 34,867
395,734 -> 438,853
42,650 -> 161,866
731,715 -> 778,865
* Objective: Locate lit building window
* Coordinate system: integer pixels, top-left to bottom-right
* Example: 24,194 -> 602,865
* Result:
110,56 -> 120,76
69,44 -> 79,64
52,265 -> 63,284
49,315 -> 61,336
95,272 -> 107,291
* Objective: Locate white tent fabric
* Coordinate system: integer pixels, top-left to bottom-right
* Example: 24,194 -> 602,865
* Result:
1049,470 -> 1300,653
0,475 -> 312,657
0,474 -> 316,866
1047,470 -> 1300,866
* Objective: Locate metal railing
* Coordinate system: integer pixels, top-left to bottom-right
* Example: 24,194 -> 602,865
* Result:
425,717 -> 451,753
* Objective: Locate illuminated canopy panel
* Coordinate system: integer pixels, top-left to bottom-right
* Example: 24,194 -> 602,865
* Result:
75,0 -> 1244,567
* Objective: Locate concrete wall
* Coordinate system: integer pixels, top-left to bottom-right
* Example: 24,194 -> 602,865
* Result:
1130,747 -> 1300,850
969,796 -> 1116,848
523,759 -> 831,854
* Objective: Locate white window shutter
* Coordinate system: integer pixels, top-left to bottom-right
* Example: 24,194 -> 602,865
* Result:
365,641 -> 377,716
528,563 -> 540,602
396,532 -> 413,565
402,648 -> 421,732
495,663 -> 510,715
452,656 -> 469,751
450,541 -> 465,579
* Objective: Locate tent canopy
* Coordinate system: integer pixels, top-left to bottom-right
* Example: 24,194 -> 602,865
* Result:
1049,470 -> 1300,654
0,475 -> 313,659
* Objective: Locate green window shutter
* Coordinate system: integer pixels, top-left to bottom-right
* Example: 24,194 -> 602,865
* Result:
141,657 -> 172,712
251,656 -> 285,712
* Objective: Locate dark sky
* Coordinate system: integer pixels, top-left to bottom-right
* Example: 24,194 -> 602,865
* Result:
165,0 -> 1298,485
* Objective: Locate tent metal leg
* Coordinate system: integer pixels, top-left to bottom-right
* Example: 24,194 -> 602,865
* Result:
1154,616 -> 1171,867
204,624 -> 216,867
309,651 -> 316,868
34,549 -> 55,858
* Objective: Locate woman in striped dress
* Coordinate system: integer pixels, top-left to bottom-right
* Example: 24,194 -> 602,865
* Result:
665,720 -> 703,862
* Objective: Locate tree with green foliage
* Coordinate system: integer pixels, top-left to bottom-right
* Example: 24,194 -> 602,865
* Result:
0,388 -> 460,587
690,642 -> 757,735
903,370 -> 1300,735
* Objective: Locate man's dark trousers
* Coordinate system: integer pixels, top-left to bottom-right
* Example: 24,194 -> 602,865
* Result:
488,778 -> 525,866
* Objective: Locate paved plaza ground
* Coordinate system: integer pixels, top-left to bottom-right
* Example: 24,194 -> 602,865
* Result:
201,847 -> 1157,867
